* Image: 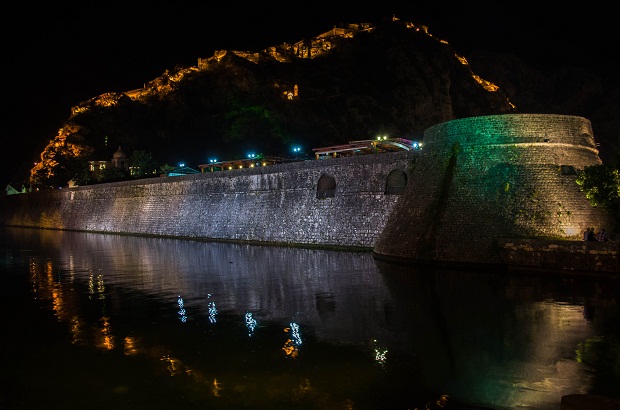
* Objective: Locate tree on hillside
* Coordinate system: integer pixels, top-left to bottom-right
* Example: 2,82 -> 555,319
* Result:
129,150 -> 159,178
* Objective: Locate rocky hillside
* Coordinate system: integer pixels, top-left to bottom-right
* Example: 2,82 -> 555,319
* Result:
27,17 -> 619,188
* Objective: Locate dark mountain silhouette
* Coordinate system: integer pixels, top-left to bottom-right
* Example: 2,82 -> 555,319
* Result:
15,17 -> 620,189
467,49 -> 620,164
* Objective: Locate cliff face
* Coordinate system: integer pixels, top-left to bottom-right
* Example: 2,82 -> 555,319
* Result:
28,17 -> 619,188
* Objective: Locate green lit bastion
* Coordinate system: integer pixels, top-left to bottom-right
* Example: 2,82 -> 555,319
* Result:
0,114 -> 617,273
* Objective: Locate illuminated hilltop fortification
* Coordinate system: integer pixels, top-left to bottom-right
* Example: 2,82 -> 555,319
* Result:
373,114 -> 615,266
67,17 -> 507,118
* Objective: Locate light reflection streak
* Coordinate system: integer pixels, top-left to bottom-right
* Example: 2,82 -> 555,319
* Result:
124,336 -> 138,355
177,295 -> 187,322
290,322 -> 302,346
161,355 -> 192,376
97,316 -> 115,350
372,339 -> 388,366
283,322 -> 302,358
70,316 -> 83,344
29,259 -> 38,299
97,274 -> 105,300
207,293 -> 217,323
88,271 -> 94,298
245,312 -> 257,336
212,378 -> 222,397
87,270 -> 105,300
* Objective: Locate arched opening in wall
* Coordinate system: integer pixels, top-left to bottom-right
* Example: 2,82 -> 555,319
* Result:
317,174 -> 336,199
385,169 -> 407,195
560,165 -> 577,176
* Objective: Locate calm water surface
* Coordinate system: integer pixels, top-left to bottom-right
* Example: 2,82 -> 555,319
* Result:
0,227 -> 618,410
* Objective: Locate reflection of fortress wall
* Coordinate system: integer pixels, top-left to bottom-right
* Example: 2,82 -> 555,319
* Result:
373,114 -> 615,266
1,152 -> 412,250
22,229 -> 395,347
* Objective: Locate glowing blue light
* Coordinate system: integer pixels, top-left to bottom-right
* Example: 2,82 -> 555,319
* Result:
245,312 -> 257,336
177,296 -> 187,322
209,158 -> 217,163
179,163 -> 185,167
292,146 -> 301,153
247,153 -> 256,159
290,322 -> 302,345
208,301 -> 217,323
207,294 -> 217,323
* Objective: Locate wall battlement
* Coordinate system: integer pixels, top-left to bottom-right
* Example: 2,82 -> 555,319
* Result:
1,114 -> 617,272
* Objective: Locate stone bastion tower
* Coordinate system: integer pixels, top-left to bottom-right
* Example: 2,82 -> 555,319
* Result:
373,114 -> 615,267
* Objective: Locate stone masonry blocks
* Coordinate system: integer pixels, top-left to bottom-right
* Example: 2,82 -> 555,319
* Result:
373,114 -> 614,265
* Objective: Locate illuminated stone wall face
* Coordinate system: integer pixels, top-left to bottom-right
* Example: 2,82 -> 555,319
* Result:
374,114 -> 615,265
0,152 -> 413,250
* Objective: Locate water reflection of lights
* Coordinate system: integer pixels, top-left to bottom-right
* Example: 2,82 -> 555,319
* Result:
97,317 -> 115,350
283,322 -> 302,358
161,355 -> 192,376
177,295 -> 187,322
124,336 -> 139,355
372,339 -> 388,365
207,294 -> 217,323
97,274 -> 105,299
212,378 -> 222,397
292,378 -> 312,400
245,312 -> 257,336
282,339 -> 298,358
290,322 -> 302,345
88,271 -> 105,300
88,271 -> 94,296
70,316 -> 83,344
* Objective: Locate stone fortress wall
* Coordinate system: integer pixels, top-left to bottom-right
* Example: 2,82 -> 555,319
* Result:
0,114 -> 617,271
1,152 -> 413,250
373,114 -> 616,268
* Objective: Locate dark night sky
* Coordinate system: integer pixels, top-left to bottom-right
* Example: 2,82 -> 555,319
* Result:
1,1 -> 615,187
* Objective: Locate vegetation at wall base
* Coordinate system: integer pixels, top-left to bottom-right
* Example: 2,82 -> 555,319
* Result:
576,164 -> 620,231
